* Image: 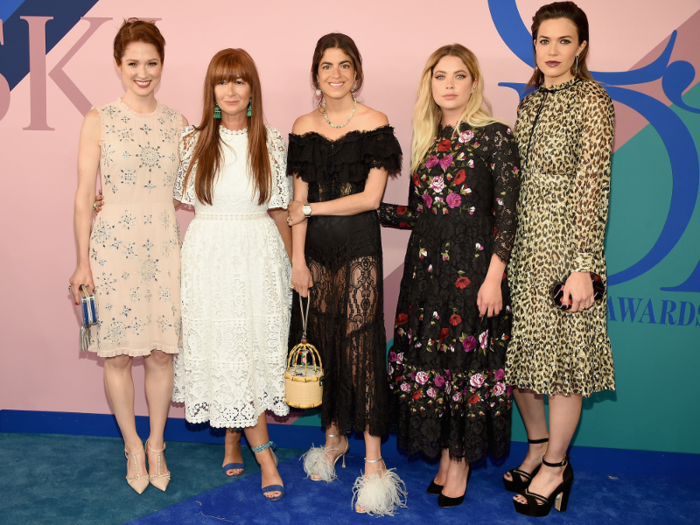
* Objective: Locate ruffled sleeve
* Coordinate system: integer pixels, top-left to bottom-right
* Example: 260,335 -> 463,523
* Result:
173,126 -> 199,205
266,126 -> 292,209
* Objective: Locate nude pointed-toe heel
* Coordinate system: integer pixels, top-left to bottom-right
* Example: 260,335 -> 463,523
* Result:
146,439 -> 171,492
124,446 -> 149,494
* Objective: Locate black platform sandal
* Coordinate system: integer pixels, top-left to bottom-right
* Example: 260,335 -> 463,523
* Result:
513,455 -> 574,517
503,437 -> 549,493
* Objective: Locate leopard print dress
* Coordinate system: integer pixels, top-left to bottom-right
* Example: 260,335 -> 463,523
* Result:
505,78 -> 615,397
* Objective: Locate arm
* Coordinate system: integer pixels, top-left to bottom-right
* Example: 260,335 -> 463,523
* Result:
289,175 -> 313,297
68,109 -> 101,304
266,128 -> 293,259
173,115 -> 190,208
563,86 -> 615,313
173,126 -> 197,208
287,167 -> 388,225
477,125 -> 521,317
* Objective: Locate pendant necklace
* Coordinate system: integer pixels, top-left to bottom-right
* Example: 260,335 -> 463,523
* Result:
323,97 -> 357,128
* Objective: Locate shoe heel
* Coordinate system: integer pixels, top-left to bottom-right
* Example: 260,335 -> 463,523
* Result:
342,453 -> 346,468
554,478 -> 573,512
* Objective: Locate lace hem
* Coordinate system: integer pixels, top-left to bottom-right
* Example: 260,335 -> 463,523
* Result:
87,343 -> 180,359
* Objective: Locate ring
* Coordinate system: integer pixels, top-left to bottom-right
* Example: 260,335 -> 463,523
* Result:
68,285 -> 72,291
286,216 -> 292,225
93,202 -> 99,213
290,285 -> 295,290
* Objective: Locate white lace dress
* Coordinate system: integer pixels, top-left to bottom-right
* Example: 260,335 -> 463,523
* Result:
172,125 -> 292,428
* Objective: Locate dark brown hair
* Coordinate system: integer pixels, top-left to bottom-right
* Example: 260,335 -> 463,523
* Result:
310,33 -> 363,106
183,49 -> 271,206
113,18 -> 165,65
526,1 -> 594,89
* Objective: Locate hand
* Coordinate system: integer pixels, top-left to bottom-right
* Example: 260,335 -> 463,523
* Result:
69,264 -> 95,305
93,190 -> 104,214
477,278 -> 502,317
287,201 -> 307,226
561,272 -> 594,313
291,262 -> 313,298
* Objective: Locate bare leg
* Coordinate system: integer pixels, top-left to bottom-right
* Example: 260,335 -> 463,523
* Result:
434,448 -> 451,486
442,457 -> 470,498
514,393 -> 582,504
363,432 -> 383,476
104,355 -> 145,478
223,429 -> 244,476
504,388 -> 549,482
244,414 -> 283,499
308,422 -> 347,481
143,350 -> 173,475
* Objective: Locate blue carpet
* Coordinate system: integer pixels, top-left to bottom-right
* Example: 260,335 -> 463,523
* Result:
128,452 -> 699,525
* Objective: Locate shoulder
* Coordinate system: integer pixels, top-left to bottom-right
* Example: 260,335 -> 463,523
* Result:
265,125 -> 285,144
517,89 -> 540,114
80,107 -> 102,141
355,104 -> 389,130
83,107 -> 101,127
577,80 -> 612,105
180,125 -> 199,151
291,111 -> 319,136
481,121 -> 514,137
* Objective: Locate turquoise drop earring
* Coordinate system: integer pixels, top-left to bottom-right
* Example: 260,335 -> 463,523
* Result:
247,99 -> 252,117
213,102 -> 221,119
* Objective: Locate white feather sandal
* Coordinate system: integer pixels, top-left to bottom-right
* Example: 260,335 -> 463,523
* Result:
300,434 -> 350,482
352,458 -> 408,516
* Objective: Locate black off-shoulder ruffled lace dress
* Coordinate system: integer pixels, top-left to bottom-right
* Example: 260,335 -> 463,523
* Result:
287,126 -> 402,436
379,122 -> 520,462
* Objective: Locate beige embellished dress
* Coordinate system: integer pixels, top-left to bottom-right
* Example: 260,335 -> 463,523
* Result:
87,99 -> 182,357
506,78 -> 615,397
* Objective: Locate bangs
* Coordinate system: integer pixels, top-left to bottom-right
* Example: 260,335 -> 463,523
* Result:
209,52 -> 253,85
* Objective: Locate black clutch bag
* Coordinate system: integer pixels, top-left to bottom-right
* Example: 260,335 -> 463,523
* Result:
551,273 -> 605,310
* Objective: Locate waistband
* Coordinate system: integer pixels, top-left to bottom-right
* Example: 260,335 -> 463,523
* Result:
194,211 -> 269,221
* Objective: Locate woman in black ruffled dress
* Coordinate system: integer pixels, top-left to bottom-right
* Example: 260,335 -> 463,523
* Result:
286,33 -> 406,516
379,44 -> 520,508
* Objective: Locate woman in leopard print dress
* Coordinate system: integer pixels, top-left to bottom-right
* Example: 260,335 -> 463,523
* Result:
503,2 -> 615,517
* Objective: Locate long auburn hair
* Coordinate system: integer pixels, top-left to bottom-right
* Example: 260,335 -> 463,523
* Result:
184,49 -> 270,205
411,44 -> 501,174
526,1 -> 595,90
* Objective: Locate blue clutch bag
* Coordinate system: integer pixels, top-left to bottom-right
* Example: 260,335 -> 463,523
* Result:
79,284 -> 98,351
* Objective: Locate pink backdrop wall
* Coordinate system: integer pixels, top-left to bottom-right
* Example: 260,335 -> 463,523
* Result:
1,0 -> 698,419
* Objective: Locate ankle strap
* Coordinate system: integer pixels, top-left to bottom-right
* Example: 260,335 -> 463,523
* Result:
251,441 -> 274,453
325,433 -> 346,438
528,437 -> 549,444
542,455 -> 569,468
364,457 -> 384,464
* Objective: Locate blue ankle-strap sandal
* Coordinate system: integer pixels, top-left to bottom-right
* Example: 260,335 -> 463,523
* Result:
252,441 -> 285,502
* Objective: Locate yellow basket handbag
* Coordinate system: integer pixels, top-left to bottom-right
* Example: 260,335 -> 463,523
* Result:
285,296 -> 324,409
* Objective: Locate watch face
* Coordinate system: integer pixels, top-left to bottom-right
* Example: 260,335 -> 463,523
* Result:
303,205 -> 312,216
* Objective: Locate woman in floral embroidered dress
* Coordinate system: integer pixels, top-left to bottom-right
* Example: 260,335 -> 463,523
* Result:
379,44 -> 520,508
69,19 -> 187,494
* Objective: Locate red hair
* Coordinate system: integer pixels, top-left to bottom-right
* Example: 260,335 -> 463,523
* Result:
113,18 -> 165,65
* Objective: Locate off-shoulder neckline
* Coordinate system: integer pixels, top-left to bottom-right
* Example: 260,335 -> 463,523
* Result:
289,124 -> 394,143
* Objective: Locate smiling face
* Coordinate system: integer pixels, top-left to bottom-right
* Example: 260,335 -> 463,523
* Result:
118,42 -> 162,99
214,77 -> 251,120
535,18 -> 587,87
431,55 -> 477,123
317,47 -> 356,100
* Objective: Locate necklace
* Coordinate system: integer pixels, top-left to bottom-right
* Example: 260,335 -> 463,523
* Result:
323,97 -> 357,128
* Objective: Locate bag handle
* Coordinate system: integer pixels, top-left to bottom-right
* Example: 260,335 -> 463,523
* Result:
299,295 -> 310,341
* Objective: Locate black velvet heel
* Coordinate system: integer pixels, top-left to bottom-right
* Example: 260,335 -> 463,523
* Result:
437,467 -> 471,508
513,456 -> 574,517
426,480 -> 443,495
503,437 -> 549,493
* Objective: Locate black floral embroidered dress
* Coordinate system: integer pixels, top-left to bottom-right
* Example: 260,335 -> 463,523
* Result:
379,122 -> 519,461
287,126 -> 403,436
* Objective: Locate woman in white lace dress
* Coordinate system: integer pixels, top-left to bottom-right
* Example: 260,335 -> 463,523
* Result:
172,49 -> 292,501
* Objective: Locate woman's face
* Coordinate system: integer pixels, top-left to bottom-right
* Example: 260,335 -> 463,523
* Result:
431,55 -> 476,114
118,42 -> 162,99
317,48 -> 355,100
534,18 -> 587,87
214,77 -> 251,119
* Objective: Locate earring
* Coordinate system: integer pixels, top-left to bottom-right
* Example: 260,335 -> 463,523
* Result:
213,102 -> 221,119
534,64 -> 539,71
247,99 -> 252,117
315,87 -> 322,96
574,55 -> 579,75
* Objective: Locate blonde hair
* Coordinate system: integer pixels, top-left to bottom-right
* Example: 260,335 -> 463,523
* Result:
411,44 -> 502,174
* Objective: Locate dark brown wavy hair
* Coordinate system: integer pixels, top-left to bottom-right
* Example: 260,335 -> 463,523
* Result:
113,18 -> 165,65
184,49 -> 271,206
310,33 -> 363,106
526,1 -> 595,89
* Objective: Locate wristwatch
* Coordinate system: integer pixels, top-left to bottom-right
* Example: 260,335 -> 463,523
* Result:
302,204 -> 312,218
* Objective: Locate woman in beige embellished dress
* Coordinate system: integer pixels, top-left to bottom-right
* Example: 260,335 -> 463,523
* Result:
503,2 -> 615,518
69,19 -> 187,494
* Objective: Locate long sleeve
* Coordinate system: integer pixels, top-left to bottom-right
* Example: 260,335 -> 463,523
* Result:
571,85 -> 615,272
488,124 -> 521,264
173,126 -> 198,205
266,126 -> 292,209
379,173 -> 422,229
